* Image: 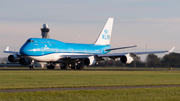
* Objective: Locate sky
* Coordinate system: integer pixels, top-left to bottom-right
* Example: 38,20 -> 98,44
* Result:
0,0 -> 180,61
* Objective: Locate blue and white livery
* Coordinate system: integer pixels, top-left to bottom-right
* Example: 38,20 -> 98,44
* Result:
4,18 -> 175,69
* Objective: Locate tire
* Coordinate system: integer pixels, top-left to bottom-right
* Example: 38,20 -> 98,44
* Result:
32,65 -> 35,69
80,66 -> 84,70
29,65 -> 35,69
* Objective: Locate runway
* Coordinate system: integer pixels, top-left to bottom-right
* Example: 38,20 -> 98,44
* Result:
0,68 -> 179,71
0,64 -> 179,71
1,85 -> 180,92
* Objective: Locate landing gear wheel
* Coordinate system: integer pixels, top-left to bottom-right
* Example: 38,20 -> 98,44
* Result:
29,60 -> 35,69
76,65 -> 84,70
80,66 -> 84,70
47,65 -> 55,69
61,63 -> 68,70
70,63 -> 76,70
60,63 -> 64,69
47,62 -> 55,69
29,65 -> 35,69
71,66 -> 75,70
76,65 -> 80,70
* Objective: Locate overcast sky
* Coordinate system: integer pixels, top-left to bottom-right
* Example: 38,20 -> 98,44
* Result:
0,0 -> 179,61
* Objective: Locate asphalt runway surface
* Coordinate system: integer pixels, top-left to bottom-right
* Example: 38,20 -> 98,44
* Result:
1,85 -> 180,92
0,68 -> 179,71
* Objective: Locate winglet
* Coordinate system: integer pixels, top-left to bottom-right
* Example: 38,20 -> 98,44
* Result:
168,47 -> 175,52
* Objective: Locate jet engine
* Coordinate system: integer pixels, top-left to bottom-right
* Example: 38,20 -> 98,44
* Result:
8,54 -> 19,62
120,54 -> 134,64
83,56 -> 96,66
19,58 -> 30,65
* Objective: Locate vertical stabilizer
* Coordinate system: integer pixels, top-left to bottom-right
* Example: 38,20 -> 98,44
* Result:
94,18 -> 114,45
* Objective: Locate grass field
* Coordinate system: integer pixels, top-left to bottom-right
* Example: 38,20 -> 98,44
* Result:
0,70 -> 180,89
0,87 -> 180,101
0,70 -> 180,101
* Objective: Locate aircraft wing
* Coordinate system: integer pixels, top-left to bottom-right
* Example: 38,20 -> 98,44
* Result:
105,45 -> 137,51
98,47 -> 175,58
132,47 -> 175,55
4,47 -> 20,55
58,47 -> 175,59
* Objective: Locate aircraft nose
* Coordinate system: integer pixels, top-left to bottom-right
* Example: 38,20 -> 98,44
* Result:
20,45 -> 29,56
20,38 -> 38,56
20,42 -> 35,56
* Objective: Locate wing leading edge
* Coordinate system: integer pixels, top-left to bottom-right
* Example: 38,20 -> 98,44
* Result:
57,47 -> 175,60
98,47 -> 175,58
105,45 -> 137,51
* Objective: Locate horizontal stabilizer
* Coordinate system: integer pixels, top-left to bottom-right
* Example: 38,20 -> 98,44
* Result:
5,47 -> 9,51
4,47 -> 20,55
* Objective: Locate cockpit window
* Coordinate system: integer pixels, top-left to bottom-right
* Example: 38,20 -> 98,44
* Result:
26,40 -> 34,42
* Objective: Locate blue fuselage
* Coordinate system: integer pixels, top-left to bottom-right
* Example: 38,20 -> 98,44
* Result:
20,38 -> 111,56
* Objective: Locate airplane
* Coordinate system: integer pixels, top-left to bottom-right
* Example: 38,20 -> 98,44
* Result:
4,18 -> 175,69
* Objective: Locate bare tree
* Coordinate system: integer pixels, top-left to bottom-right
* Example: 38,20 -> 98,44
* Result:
0,57 -> 8,64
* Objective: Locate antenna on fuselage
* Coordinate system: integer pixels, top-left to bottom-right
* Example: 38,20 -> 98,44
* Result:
41,23 -> 50,38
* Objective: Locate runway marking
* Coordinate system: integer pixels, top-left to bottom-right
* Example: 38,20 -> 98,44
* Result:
1,85 -> 180,92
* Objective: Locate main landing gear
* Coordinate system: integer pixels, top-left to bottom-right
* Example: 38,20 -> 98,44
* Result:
60,63 -> 84,70
29,65 -> 35,69
75,64 -> 84,70
60,63 -> 68,69
47,62 -> 55,69
45,62 -> 85,70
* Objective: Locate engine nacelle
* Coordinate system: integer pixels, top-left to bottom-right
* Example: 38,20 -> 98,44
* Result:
8,54 -> 19,62
83,56 -> 96,66
19,58 -> 30,65
120,54 -> 134,64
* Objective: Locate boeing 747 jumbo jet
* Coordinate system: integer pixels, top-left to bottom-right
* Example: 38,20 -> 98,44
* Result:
4,18 -> 175,69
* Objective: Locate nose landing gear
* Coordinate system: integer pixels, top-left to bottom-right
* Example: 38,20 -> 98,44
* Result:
29,60 -> 35,69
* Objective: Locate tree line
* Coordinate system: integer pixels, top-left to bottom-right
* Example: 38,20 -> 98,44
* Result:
98,52 -> 180,67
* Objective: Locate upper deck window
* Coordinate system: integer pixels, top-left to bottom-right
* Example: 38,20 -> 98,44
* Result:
26,40 -> 34,42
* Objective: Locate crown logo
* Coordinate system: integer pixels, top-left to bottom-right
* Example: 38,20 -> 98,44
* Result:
104,29 -> 108,34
